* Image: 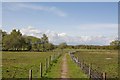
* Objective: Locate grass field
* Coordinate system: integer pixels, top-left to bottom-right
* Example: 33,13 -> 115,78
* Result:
67,53 -> 88,78
45,53 -> 88,78
74,50 -> 118,78
2,50 -> 89,79
2,51 -> 58,78
44,53 -> 63,78
2,49 -> 118,78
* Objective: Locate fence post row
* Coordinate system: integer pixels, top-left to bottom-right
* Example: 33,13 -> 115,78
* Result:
28,53 -> 61,79
69,52 -> 106,80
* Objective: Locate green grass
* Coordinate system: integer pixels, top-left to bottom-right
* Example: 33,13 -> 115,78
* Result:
44,53 -> 88,79
74,50 -> 118,78
2,51 -> 57,78
44,54 -> 63,78
3,49 -> 117,78
67,53 -> 88,78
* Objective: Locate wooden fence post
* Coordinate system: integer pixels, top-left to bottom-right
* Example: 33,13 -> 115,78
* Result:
89,64 -> 91,78
102,72 -> 106,80
40,63 -> 42,78
81,62 -> 83,70
81,59 -> 84,69
29,69 -> 32,80
77,57 -> 78,62
77,57 -> 79,65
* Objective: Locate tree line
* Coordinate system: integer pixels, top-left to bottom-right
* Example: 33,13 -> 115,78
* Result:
1,29 -> 55,51
0,29 -> 119,51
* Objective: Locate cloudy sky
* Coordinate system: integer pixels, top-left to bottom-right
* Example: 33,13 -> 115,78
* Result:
2,2 -> 118,45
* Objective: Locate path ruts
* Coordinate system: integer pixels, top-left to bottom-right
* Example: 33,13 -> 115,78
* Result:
61,53 -> 69,79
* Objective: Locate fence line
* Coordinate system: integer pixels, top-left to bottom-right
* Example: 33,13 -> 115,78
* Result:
69,51 -> 106,80
29,52 -> 62,80
40,53 -> 61,78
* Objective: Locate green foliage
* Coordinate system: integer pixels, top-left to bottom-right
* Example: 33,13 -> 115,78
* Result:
2,29 -> 24,50
110,40 -> 120,49
2,29 -> 55,51
1,29 -> 119,51
58,42 -> 67,49
44,53 -> 63,78
41,34 -> 49,43
110,40 -> 120,46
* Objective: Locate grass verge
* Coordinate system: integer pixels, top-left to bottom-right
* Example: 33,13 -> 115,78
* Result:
44,54 -> 63,78
67,53 -> 88,78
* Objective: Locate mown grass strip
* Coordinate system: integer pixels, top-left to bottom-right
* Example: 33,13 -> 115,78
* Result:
44,54 -> 63,78
67,53 -> 88,78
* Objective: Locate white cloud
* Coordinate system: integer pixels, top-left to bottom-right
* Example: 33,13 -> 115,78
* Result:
6,3 -> 67,17
20,26 -> 117,45
21,26 -> 43,38
58,33 -> 67,37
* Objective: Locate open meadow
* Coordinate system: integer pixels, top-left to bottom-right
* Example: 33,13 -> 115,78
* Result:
74,49 -> 118,78
2,51 -> 59,78
2,49 -> 119,79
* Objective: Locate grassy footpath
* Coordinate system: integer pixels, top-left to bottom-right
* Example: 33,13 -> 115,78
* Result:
66,53 -> 88,78
45,53 -> 88,78
44,53 -> 63,78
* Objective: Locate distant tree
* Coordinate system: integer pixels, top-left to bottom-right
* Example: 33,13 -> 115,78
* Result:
58,42 -> 67,50
41,34 -> 49,43
110,40 -> 120,46
25,36 -> 41,51
2,29 -> 24,50
24,38 -> 32,50
2,29 -> 55,51
1,30 -> 7,37
45,43 -> 54,51
110,40 -> 120,50
41,34 -> 49,51
10,29 -> 23,50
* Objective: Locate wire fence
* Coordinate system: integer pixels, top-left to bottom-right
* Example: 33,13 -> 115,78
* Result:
69,51 -> 106,80
28,52 -> 62,80
2,52 -> 62,80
